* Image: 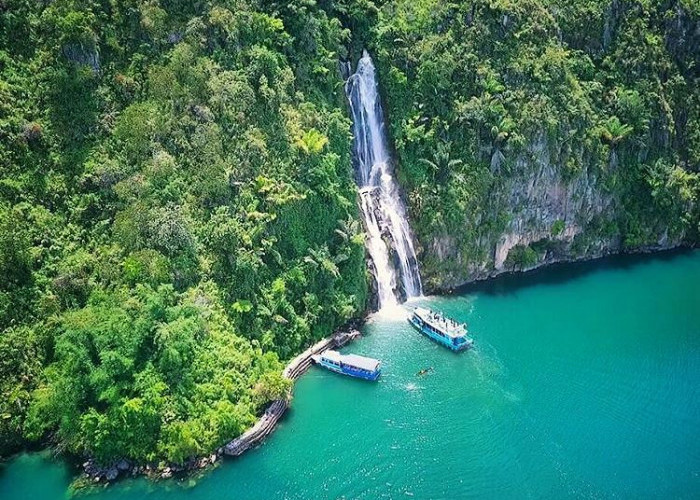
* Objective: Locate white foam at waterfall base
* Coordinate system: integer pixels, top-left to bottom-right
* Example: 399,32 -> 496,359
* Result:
359,189 -> 398,308
346,50 -> 422,309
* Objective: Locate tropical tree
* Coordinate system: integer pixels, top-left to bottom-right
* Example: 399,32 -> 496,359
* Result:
418,141 -> 463,183
598,116 -> 634,146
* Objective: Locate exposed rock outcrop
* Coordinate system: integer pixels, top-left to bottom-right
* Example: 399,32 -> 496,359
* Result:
62,43 -> 100,72
421,131 -> 688,290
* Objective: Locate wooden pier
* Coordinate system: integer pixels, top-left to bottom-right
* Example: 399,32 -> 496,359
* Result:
223,329 -> 361,457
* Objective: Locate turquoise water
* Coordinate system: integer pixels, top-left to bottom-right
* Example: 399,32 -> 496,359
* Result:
2,251 -> 700,499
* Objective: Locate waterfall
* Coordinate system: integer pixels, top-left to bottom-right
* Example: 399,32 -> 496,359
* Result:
345,50 -> 422,308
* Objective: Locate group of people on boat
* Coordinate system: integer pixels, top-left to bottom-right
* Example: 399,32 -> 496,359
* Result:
409,307 -> 473,351
426,310 -> 460,330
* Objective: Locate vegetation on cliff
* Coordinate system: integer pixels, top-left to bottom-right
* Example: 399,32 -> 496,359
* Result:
0,0 -> 368,462
368,0 -> 700,287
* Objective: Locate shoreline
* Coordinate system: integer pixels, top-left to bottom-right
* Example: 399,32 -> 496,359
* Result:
222,329 -> 361,458
79,329 -> 362,485
4,248 -> 698,498
429,243 -> 694,295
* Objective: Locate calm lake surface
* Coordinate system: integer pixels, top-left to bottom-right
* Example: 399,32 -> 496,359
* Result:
2,251 -> 700,499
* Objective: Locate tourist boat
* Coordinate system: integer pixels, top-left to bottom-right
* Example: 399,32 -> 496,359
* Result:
311,350 -> 381,381
408,307 -> 474,351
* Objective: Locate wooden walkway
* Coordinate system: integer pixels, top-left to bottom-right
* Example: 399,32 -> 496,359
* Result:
223,330 -> 361,457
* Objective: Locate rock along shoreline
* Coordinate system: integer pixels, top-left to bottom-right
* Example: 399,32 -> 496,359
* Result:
80,328 -> 362,485
429,243 -> 693,295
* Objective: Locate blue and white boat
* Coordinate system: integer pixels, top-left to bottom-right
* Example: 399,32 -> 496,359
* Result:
311,350 -> 381,381
409,307 -> 474,352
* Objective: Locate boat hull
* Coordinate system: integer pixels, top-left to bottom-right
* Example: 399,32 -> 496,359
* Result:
317,359 -> 381,381
409,316 -> 472,352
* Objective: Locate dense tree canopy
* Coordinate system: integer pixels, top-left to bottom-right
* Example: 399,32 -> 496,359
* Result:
0,0 -> 368,462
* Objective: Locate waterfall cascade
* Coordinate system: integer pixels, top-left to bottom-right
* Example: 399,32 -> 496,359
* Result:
345,51 -> 422,309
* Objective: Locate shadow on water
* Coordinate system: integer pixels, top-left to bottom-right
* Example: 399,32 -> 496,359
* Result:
453,247 -> 695,297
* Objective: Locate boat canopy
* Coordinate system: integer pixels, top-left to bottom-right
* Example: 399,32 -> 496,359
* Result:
322,350 -> 380,372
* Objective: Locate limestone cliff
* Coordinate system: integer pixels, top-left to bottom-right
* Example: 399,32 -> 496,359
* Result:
372,0 -> 700,291
421,134 -> 686,290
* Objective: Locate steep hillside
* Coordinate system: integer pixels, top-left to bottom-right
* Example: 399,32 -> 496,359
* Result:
0,0 -> 367,461
1,0 -> 698,468
370,0 -> 700,289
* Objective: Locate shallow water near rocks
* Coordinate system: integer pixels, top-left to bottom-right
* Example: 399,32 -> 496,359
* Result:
2,250 -> 699,499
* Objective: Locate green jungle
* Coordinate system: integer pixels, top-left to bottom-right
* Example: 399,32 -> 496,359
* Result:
1,0 -> 698,470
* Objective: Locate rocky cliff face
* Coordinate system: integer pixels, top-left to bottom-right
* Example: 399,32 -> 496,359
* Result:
491,135 -> 612,267
420,130 -> 689,290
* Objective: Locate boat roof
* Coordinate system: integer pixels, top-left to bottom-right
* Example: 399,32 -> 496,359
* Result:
322,349 -> 381,371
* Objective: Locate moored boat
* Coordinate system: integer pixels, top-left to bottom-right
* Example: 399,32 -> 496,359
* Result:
409,307 -> 474,351
311,350 -> 381,381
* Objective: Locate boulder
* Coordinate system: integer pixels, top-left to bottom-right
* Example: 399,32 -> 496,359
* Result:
105,467 -> 119,482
